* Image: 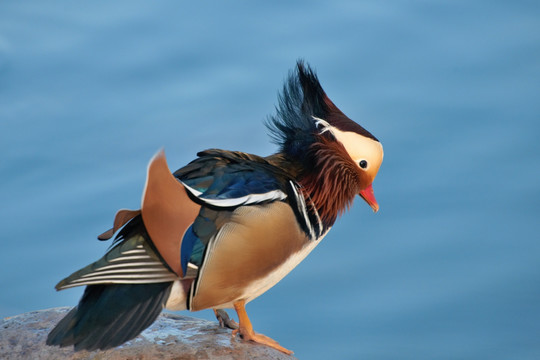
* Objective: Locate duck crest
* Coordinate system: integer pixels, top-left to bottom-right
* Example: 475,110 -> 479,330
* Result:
266,61 -> 372,228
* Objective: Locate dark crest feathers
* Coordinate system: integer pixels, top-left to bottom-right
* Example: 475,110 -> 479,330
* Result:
266,60 -> 377,161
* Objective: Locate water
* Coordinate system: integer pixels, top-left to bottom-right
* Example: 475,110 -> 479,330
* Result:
1,1 -> 539,359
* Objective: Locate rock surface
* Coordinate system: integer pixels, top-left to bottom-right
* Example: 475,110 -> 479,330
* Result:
0,308 -> 296,360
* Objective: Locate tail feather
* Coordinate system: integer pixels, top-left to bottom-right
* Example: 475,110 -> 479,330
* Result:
47,282 -> 172,351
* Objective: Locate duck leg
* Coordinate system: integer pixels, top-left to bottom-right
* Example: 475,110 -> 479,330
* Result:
231,300 -> 293,355
214,309 -> 238,329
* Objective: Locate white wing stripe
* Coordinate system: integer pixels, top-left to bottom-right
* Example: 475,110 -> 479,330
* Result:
109,255 -> 153,262
94,262 -> 161,271
57,234 -> 179,289
70,273 -> 175,283
59,278 -> 174,289
81,267 -> 168,278
181,181 -> 287,207
120,249 -> 147,255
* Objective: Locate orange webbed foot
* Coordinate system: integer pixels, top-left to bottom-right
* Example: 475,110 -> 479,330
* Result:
231,300 -> 293,355
232,326 -> 293,355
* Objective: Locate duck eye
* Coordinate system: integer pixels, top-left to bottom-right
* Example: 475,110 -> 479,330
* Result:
359,160 -> 368,169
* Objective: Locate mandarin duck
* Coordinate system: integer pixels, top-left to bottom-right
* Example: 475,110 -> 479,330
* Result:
46,61 -> 383,354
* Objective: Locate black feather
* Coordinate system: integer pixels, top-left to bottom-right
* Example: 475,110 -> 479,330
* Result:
266,60 -> 378,160
266,60 -> 323,160
46,282 -> 172,351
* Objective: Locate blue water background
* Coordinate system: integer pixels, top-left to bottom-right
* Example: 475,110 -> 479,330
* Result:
1,1 -> 539,359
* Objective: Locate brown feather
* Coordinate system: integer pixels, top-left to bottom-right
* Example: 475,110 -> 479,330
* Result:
299,135 -> 371,227
97,209 -> 141,240
141,150 -> 200,277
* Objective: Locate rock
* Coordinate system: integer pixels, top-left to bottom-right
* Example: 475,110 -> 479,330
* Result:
0,308 -> 296,360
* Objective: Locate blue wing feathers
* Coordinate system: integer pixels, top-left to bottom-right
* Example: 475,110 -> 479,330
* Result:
180,224 -> 208,275
175,150 -> 288,206
180,225 -> 199,275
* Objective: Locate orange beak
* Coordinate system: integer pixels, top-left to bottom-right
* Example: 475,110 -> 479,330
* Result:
359,184 -> 379,213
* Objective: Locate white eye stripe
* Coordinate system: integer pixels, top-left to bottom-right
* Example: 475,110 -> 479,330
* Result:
312,115 -> 383,179
312,116 -> 334,135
